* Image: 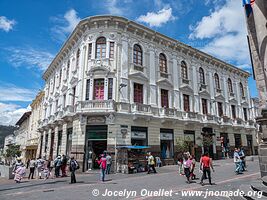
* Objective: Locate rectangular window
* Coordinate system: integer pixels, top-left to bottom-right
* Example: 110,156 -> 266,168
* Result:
202,98 -> 208,115
94,79 -> 104,100
66,128 -> 73,156
134,83 -> 143,103
161,89 -> 169,108
217,102 -> 223,117
183,94 -> 190,112
88,43 -> 92,60
85,79 -> 90,100
72,87 -> 76,106
231,105 -> 236,119
243,108 -> 248,121
55,100 -> 59,112
63,94 -> 66,108
109,42 -> 114,59
234,134 -> 242,148
108,78 -> 113,100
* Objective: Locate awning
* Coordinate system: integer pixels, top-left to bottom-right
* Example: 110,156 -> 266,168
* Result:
116,145 -> 150,149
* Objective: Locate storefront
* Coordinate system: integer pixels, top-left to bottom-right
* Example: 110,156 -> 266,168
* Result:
220,133 -> 229,158
131,127 -> 148,146
160,129 -> 174,159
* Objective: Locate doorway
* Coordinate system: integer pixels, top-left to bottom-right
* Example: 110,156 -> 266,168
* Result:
84,125 -> 107,171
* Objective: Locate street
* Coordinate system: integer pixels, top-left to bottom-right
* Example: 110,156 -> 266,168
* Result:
0,158 -> 262,200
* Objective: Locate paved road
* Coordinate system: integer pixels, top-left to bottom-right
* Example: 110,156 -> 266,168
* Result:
0,158 -> 261,200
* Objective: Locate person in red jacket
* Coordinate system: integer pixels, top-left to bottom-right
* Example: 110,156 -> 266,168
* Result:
97,154 -> 107,182
200,152 -> 214,186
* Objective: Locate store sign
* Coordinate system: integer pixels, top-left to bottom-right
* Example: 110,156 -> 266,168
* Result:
131,131 -> 146,139
160,133 -> 173,140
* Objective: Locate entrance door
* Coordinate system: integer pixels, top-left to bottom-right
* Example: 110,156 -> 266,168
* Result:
86,140 -> 107,169
84,125 -> 108,171
246,135 -> 253,156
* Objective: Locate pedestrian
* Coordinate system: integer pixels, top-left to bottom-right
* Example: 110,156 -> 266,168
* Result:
147,152 -> 157,174
200,152 -> 214,186
26,159 -> 30,169
36,157 -> 44,179
69,156 -> 79,184
54,155 -> 62,178
177,154 -> 184,175
234,148 -> 243,174
239,147 -> 246,171
189,155 -> 196,180
13,157 -> 24,172
183,155 -> 192,183
106,153 -> 112,174
97,154 -> 107,182
155,156 -> 162,167
61,154 -> 67,177
43,158 -> 52,180
28,158 -> 36,179
14,163 -> 26,183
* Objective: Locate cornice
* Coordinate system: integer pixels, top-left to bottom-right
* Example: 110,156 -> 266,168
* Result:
43,15 -> 250,81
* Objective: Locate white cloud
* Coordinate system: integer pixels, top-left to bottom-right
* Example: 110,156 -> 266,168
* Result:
5,47 -> 54,71
51,9 -> 81,42
0,83 -> 36,102
137,7 -> 176,27
0,103 -> 31,126
106,0 -> 124,15
189,0 -> 250,67
0,16 -> 16,32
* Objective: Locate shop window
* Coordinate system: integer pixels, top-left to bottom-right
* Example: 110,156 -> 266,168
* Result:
183,94 -> 190,112
93,79 -> 104,100
134,83 -> 143,104
133,44 -> 142,65
160,129 -> 174,159
131,126 -> 147,146
66,128 -> 73,156
109,42 -> 114,59
217,102 -> 223,117
108,78 -> 113,100
96,37 -> 106,59
202,98 -> 208,115
234,134 -> 242,148
231,105 -> 236,119
161,89 -> 169,108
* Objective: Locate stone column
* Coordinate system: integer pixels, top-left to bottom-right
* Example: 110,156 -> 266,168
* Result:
41,130 -> 47,158
46,129 -> 52,159
53,126 -> 59,160
60,123 -> 68,155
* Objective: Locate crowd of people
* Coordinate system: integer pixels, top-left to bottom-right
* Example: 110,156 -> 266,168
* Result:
10,148 -> 248,185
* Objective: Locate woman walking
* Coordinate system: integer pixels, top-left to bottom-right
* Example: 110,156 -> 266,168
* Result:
183,155 -> 192,184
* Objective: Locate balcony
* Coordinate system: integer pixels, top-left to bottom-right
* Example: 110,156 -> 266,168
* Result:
62,105 -> 76,118
229,92 -> 235,97
216,88 -> 222,93
200,84 -> 207,90
160,107 -> 176,117
80,100 -> 116,113
131,103 -> 151,114
182,111 -> 197,120
160,72 -> 169,79
182,78 -> 190,84
26,138 -> 38,146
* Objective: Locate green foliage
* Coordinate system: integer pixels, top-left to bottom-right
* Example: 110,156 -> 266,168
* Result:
0,125 -> 17,148
5,144 -> 21,159
175,136 -> 191,153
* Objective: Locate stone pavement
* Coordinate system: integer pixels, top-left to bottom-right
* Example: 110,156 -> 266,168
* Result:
0,158 -> 261,200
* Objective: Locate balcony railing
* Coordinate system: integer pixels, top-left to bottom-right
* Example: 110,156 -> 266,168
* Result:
229,92 -> 235,97
182,111 -> 197,119
80,100 -> 116,112
216,88 -> 222,93
131,103 -> 151,113
160,72 -> 169,79
182,79 -> 190,84
160,107 -> 176,117
134,64 -> 144,72
200,84 -> 207,90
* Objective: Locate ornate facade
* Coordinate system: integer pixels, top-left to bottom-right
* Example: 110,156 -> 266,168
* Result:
38,16 -> 257,171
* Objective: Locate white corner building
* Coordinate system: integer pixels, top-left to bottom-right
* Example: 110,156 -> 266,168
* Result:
38,16 -> 258,171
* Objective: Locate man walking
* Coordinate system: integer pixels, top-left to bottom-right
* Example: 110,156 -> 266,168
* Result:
54,155 -> 62,178
234,148 -> 243,174
61,154 -> 67,177
28,158 -> 36,179
106,153 -> 112,174
200,152 -> 214,186
36,157 -> 44,179
147,152 -> 157,174
69,157 -> 79,184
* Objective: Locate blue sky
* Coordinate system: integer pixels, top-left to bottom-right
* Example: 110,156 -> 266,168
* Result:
0,0 -> 257,125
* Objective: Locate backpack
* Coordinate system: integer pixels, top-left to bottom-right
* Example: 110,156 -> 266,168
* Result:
75,160 -> 80,170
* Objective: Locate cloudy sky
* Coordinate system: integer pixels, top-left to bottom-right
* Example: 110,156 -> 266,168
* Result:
0,0 -> 256,125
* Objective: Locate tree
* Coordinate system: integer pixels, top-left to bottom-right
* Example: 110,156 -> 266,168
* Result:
175,136 -> 191,153
3,144 -> 21,165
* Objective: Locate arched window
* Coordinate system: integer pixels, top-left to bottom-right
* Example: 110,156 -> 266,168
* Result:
159,53 -> 167,73
240,82 -> 245,97
76,48 -> 80,68
181,61 -> 188,79
96,37 -> 106,59
214,73 -> 220,89
133,44 -> 142,65
227,78 -> 233,93
199,67 -> 205,84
